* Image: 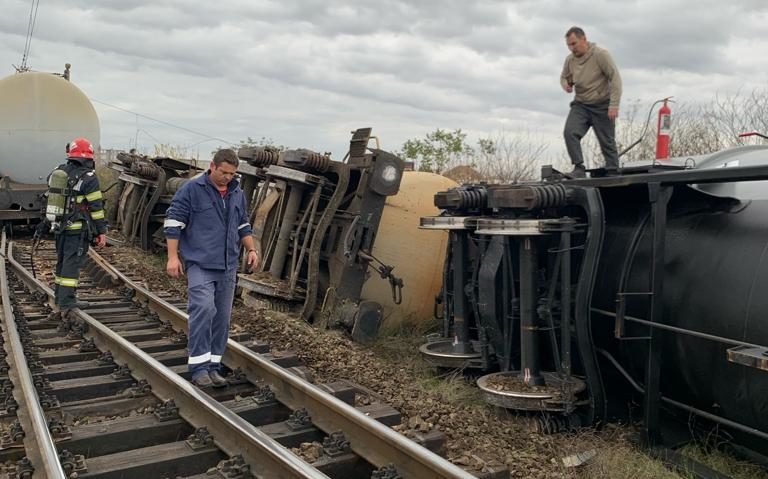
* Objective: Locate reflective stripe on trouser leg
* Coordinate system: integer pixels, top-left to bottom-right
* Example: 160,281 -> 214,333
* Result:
54,233 -> 88,307
55,276 -> 79,287
186,264 -> 217,376
209,268 -> 236,372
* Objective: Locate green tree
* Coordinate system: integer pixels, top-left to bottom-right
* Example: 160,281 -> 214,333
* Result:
400,128 -> 474,174
238,136 -> 287,152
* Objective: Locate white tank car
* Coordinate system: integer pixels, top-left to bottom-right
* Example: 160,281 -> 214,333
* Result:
0,70 -> 100,182
0,69 -> 100,221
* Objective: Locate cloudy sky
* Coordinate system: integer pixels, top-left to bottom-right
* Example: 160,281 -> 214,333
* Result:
1,0 -> 766,161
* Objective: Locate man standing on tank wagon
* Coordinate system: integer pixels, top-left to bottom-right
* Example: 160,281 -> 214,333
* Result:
561,26 -> 622,178
164,149 -> 259,388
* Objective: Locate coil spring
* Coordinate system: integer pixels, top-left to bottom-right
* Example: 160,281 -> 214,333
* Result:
301,151 -> 331,173
529,184 -> 567,209
131,161 -> 159,179
249,149 -> 279,168
457,187 -> 487,209
117,152 -> 139,168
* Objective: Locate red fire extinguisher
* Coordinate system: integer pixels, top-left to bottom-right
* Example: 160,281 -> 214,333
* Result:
656,98 -> 672,160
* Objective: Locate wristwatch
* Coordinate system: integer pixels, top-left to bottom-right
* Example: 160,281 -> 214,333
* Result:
248,249 -> 257,254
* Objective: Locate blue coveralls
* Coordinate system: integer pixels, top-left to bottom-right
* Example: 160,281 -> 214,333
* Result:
163,172 -> 252,379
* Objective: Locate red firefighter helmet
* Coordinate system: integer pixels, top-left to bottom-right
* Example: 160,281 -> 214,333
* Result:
67,137 -> 94,160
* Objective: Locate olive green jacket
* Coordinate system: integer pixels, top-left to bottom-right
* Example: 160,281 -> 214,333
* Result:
560,42 -> 622,107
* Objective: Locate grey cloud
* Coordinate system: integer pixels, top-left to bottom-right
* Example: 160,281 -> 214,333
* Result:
518,0 -> 768,74
1,0 -> 766,161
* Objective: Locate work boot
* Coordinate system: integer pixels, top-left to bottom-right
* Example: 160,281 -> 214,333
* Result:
209,370 -> 228,388
569,164 -> 586,179
62,301 -> 91,311
191,373 -> 213,388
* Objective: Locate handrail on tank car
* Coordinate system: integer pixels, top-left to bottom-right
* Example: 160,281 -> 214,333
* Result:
591,307 -> 767,350
568,163 -> 768,187
597,348 -> 768,443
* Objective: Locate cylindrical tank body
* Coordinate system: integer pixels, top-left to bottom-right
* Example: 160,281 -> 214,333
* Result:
361,172 -> 457,330
593,182 -> 768,447
165,176 -> 191,194
694,145 -> 768,200
0,71 -> 100,184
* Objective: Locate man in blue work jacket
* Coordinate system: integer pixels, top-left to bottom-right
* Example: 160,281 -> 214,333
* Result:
164,149 -> 259,388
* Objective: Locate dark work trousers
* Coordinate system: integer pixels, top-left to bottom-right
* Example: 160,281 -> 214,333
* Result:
54,232 -> 89,308
564,100 -> 619,170
186,264 -> 237,379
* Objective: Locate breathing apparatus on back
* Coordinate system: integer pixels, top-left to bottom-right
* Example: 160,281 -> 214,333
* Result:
45,168 -> 71,233
43,137 -> 96,233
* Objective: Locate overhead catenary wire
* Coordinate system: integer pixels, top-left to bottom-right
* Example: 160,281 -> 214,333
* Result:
19,0 -> 41,71
90,98 -> 236,146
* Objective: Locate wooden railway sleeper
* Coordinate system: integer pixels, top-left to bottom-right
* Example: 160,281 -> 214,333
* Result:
12,238 -> 483,479
9,241 -> 329,479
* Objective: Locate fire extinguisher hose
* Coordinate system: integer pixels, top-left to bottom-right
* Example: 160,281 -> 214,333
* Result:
619,97 -> 672,157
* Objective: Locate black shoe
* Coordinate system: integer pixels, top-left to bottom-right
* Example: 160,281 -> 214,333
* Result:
604,168 -> 620,177
192,374 -> 213,388
569,164 -> 586,179
209,370 -> 228,388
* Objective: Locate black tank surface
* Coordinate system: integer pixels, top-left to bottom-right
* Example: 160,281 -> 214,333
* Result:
420,146 -> 768,455
593,182 -> 768,443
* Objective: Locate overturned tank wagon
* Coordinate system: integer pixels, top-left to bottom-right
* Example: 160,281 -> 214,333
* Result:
107,153 -> 263,251
0,65 -> 100,226
237,128 -> 406,339
111,128 -> 449,339
421,147 -> 768,457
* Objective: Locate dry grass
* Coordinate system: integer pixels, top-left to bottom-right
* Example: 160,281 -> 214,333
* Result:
368,326 -> 488,405
370,332 -> 768,479
680,443 -> 768,479
577,443 -> 684,479
376,313 -> 440,338
418,372 -> 487,407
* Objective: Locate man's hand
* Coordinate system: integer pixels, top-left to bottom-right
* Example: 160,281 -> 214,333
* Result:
167,255 -> 184,278
563,84 -> 573,93
608,106 -> 619,121
246,250 -> 259,272
94,234 -> 107,248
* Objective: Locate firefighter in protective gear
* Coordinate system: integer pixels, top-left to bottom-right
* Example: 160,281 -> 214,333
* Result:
49,137 -> 108,312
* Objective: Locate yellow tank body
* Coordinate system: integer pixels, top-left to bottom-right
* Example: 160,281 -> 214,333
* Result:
361,171 -> 458,330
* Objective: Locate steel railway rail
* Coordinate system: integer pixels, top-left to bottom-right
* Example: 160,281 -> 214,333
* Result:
1,234 -> 485,478
87,246 -> 479,479
3,234 -> 328,478
1,232 -> 67,478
